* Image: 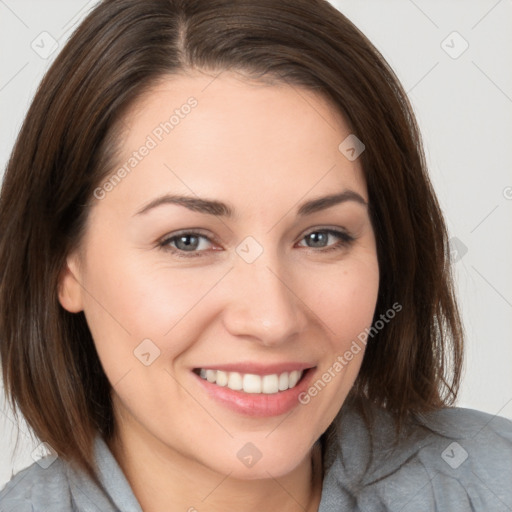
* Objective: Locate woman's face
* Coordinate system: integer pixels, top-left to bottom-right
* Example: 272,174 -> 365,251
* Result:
59,71 -> 379,479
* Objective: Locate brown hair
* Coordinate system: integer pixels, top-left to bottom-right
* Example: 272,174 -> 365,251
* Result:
0,0 -> 463,484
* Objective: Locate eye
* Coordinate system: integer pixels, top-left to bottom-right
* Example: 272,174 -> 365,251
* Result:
158,227 -> 355,258
297,228 -> 355,253
159,230 -> 215,258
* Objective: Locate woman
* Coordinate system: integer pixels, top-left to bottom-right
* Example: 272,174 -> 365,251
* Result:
0,0 -> 511,510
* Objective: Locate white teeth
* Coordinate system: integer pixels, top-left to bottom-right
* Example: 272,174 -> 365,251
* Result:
289,370 -> 301,388
197,369 -> 304,394
278,372 -> 289,391
216,370 -> 228,387
243,374 -> 262,393
262,374 -> 279,394
228,372 -> 243,391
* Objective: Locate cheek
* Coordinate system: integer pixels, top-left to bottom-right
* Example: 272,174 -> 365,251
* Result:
80,246 -> 227,372
293,257 -> 379,434
311,257 -> 380,347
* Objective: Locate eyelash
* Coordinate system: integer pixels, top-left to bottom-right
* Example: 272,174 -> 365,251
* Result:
158,228 -> 355,259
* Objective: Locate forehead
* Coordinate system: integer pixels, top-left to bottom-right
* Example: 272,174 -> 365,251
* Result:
100,71 -> 367,216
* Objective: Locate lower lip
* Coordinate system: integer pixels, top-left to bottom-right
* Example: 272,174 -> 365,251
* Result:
193,369 -> 316,417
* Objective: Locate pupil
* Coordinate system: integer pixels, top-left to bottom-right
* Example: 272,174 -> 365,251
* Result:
177,235 -> 198,251
309,232 -> 326,247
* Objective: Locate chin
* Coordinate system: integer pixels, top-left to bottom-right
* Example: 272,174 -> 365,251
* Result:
193,433 -> 315,481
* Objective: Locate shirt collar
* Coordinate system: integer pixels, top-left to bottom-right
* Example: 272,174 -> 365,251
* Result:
66,435 -> 143,512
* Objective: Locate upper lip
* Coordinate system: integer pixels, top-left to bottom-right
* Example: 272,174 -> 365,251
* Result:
193,362 -> 316,375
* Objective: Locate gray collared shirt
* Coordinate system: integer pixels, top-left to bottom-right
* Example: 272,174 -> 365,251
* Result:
1,401 -> 512,511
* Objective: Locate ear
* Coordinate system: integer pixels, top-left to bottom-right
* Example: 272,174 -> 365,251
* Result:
58,252 -> 84,313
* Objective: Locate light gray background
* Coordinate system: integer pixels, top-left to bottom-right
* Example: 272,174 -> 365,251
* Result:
1,0 -> 511,490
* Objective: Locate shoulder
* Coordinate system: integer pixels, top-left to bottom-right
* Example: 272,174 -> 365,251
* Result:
0,436 -> 141,512
320,400 -> 512,512
0,455 -> 72,511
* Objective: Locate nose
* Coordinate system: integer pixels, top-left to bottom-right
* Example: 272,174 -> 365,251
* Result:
221,252 -> 307,347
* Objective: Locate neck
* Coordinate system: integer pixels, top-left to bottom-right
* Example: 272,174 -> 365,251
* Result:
108,424 -> 323,512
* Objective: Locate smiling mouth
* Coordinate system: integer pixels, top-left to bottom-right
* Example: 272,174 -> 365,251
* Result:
193,368 -> 309,394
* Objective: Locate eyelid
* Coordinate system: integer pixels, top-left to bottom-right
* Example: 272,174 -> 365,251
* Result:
299,225 -> 351,239
160,228 -> 214,241
296,227 -> 355,250
158,229 -> 219,251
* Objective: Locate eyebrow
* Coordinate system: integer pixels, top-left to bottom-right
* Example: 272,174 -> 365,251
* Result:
134,190 -> 367,218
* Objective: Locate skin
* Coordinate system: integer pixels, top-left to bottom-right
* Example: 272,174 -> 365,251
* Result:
58,70 -> 380,512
